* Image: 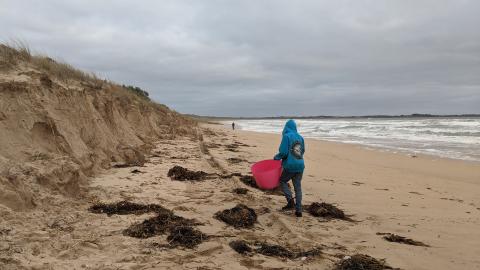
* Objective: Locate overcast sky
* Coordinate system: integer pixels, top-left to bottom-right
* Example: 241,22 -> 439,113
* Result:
1,1 -> 479,116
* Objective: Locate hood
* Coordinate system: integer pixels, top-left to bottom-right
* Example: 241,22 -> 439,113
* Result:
282,119 -> 297,135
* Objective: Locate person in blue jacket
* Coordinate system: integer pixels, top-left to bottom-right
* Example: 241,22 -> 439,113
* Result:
274,119 -> 305,217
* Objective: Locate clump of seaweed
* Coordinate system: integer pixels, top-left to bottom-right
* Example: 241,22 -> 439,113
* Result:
296,248 -> 322,258
166,226 -> 208,249
334,254 -> 397,270
112,163 -> 134,168
256,243 -> 295,258
227,157 -> 247,164
307,202 -> 352,221
229,240 -> 322,259
167,166 -> 208,181
214,204 -> 257,228
90,201 -> 207,248
225,144 -> 240,152
88,201 -> 167,216
377,233 -> 429,247
239,175 -> 256,187
220,172 -> 243,179
233,188 -> 249,195
124,211 -> 201,238
229,240 -> 253,255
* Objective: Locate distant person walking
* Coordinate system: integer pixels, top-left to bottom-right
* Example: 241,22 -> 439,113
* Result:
232,122 -> 235,130
273,119 -> 305,217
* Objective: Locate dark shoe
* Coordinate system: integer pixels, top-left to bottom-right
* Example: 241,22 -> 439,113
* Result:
282,199 -> 295,210
295,211 -> 302,217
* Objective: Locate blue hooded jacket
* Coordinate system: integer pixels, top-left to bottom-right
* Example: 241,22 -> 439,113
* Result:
274,119 -> 305,173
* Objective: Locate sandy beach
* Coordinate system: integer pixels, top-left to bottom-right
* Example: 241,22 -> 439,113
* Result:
2,122 -> 479,270
2,1 -> 480,267
220,124 -> 480,269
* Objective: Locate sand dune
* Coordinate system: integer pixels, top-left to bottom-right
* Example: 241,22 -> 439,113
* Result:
0,44 -> 195,211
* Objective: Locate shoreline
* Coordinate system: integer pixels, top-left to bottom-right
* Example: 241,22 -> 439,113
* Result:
223,125 -> 480,183
225,123 -> 480,164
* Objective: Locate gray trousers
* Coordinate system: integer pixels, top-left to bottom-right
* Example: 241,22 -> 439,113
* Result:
280,170 -> 303,212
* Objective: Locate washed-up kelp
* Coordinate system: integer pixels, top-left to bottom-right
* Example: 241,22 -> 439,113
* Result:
166,226 -> 208,249
307,202 -> 352,221
378,233 -> 429,247
167,166 -> 208,181
256,243 -> 295,258
220,172 -> 243,179
233,188 -> 249,195
225,144 -> 240,152
334,254 -> 397,270
229,240 -> 322,259
239,175 -> 256,187
229,240 -> 253,255
227,157 -> 247,164
88,201 -> 167,216
124,211 -> 201,238
214,204 -> 257,228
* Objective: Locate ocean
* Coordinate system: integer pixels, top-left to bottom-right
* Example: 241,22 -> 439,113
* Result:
230,118 -> 480,162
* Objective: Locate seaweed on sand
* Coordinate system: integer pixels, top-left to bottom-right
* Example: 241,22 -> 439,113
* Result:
233,188 -> 249,194
295,248 -> 323,258
214,204 -> 257,228
239,175 -> 256,187
256,243 -> 295,258
166,226 -> 208,249
225,144 -> 240,152
256,243 -> 322,259
220,172 -> 243,179
229,240 -> 253,255
377,233 -> 429,247
229,241 -> 322,259
167,165 -> 208,181
124,211 -> 201,238
334,254 -> 397,270
307,202 -> 352,221
112,163 -> 133,168
227,157 -> 247,164
88,201 -> 167,216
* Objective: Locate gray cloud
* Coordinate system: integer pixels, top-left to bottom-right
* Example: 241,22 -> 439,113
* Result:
1,0 -> 479,116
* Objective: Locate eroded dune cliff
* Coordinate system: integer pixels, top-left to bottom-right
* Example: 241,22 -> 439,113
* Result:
0,44 -> 196,210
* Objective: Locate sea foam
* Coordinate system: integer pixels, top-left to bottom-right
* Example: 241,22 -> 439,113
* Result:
231,118 -> 480,162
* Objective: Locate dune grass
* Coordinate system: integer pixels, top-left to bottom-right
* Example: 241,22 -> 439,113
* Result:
0,41 -> 189,121
0,41 -> 99,83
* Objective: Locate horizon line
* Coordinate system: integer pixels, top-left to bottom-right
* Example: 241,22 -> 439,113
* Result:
188,113 -> 480,120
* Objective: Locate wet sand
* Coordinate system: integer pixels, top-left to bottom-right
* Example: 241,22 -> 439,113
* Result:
1,123 -> 479,269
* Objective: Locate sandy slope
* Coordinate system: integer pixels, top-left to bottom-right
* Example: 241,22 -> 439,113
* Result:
1,123 -> 479,269
0,45 -> 195,211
